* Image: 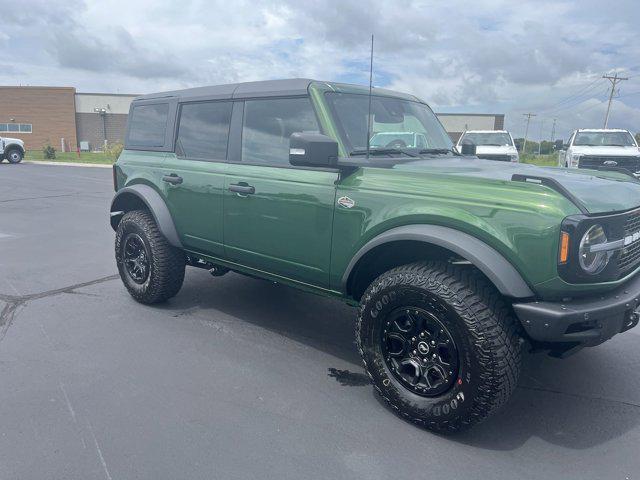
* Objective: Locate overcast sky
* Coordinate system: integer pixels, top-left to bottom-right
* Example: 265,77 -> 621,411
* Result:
2,0 -> 639,140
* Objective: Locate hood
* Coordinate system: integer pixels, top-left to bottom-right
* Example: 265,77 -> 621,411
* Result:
393,156 -> 640,214
1,137 -> 24,146
571,145 -> 640,157
474,145 -> 518,156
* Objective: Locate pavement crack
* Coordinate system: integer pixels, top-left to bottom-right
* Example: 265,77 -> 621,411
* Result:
0,274 -> 119,343
518,384 -> 640,409
0,193 -> 83,204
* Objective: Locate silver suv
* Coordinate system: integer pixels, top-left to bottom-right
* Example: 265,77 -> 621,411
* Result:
0,137 -> 25,164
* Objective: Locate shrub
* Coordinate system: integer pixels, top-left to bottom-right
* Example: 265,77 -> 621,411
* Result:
42,144 -> 56,159
104,142 -> 124,159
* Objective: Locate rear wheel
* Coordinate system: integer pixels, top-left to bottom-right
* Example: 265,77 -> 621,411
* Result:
356,261 -> 522,433
6,148 -> 23,164
115,210 -> 185,304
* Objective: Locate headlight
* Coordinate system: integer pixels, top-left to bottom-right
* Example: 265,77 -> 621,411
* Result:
510,154 -> 518,162
579,224 -> 611,274
570,154 -> 581,166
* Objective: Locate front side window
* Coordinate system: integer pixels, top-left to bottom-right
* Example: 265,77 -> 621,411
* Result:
176,101 -> 233,160
241,98 -> 319,165
459,132 -> 513,146
325,93 -> 453,156
128,103 -> 169,147
574,131 -> 636,147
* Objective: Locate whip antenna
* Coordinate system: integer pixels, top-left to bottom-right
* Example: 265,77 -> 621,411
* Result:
366,34 -> 374,160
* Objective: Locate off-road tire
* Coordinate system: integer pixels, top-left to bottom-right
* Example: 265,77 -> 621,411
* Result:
6,148 -> 23,164
115,210 -> 185,304
356,261 -> 522,433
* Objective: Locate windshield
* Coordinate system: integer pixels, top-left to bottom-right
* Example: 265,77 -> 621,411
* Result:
325,93 -> 453,156
574,131 -> 636,147
459,132 -> 513,146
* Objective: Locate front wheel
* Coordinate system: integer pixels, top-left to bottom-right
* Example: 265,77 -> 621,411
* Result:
356,261 -> 522,433
115,210 -> 186,304
6,148 -> 23,164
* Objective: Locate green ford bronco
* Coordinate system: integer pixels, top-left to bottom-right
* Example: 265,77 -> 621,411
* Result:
110,79 -> 640,432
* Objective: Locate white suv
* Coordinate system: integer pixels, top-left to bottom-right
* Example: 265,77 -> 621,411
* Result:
0,137 -> 25,164
456,130 -> 519,162
560,129 -> 640,175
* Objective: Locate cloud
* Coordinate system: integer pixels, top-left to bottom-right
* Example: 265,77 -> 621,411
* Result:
0,0 -> 638,139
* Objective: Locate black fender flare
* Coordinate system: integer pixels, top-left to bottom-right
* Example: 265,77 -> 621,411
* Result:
342,224 -> 535,299
4,142 -> 24,155
110,184 -> 183,248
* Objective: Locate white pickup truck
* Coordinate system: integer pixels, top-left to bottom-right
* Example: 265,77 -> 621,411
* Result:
0,136 -> 25,164
560,129 -> 640,175
456,130 -> 519,162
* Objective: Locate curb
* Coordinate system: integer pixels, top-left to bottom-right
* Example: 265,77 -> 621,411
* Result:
23,161 -> 113,169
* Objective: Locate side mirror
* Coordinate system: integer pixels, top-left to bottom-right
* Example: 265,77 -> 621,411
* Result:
289,132 -> 338,168
554,139 -> 564,151
460,142 -> 476,156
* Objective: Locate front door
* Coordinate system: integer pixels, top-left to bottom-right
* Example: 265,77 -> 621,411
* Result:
160,100 -> 233,257
223,97 -> 338,288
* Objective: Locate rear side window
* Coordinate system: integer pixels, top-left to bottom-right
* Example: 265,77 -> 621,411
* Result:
128,103 -> 169,147
241,97 -> 319,166
176,101 -> 233,160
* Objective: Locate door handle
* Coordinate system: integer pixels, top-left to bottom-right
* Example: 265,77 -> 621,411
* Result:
162,174 -> 183,185
229,183 -> 255,195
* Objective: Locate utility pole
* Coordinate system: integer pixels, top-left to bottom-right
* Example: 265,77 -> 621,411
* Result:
522,113 -> 536,155
603,72 -> 628,128
550,118 -> 557,142
538,119 -> 545,155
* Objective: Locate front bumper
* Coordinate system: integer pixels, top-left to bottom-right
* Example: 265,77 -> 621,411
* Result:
513,273 -> 640,347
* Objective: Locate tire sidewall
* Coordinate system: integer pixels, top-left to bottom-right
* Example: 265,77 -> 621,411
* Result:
115,216 -> 155,297
6,149 -> 23,164
359,278 -> 482,427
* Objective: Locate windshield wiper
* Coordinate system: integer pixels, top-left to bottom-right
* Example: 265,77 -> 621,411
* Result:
350,148 -> 419,158
418,148 -> 455,155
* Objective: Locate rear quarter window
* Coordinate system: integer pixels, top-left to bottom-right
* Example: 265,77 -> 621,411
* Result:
128,103 -> 169,148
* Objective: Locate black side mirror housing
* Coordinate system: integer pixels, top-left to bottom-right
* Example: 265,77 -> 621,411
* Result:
289,132 -> 338,168
460,142 -> 476,156
555,139 -> 565,150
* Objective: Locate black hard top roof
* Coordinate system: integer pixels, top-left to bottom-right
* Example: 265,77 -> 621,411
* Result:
134,78 -> 421,103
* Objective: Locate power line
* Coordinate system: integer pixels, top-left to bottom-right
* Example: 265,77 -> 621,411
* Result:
603,72 -> 629,128
537,77 -> 605,114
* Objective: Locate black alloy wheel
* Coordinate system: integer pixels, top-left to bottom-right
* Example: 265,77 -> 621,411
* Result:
381,306 -> 459,397
123,233 -> 150,284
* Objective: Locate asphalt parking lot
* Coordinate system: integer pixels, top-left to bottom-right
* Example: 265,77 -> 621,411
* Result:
1,162 -> 639,479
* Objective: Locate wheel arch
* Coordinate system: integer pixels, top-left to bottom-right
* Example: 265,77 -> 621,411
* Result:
5,142 -> 24,155
110,184 -> 183,248
342,225 -> 535,301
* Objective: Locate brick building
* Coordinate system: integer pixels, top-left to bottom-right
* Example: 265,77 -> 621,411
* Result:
0,85 -> 504,151
0,86 -> 137,151
0,86 -> 78,151
75,93 -> 137,150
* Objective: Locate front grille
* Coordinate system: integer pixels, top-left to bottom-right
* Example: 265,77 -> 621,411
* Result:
477,154 -> 511,162
618,211 -> 640,273
578,155 -> 640,172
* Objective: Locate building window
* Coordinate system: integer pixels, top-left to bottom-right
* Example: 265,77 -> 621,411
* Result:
0,123 -> 32,133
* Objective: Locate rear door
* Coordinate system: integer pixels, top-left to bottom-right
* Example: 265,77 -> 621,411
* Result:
160,100 -> 233,257
223,97 -> 339,288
